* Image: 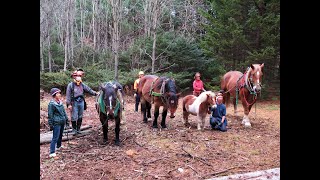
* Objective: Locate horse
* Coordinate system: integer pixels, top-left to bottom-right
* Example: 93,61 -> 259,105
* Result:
95,81 -> 125,145
182,91 -> 216,131
221,63 -> 264,127
138,75 -> 180,129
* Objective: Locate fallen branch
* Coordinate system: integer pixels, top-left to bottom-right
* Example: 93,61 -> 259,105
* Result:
182,146 -> 212,166
201,166 -> 243,179
142,157 -> 167,165
40,128 -> 93,144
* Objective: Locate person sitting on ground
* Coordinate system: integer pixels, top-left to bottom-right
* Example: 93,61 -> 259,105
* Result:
209,93 -> 228,132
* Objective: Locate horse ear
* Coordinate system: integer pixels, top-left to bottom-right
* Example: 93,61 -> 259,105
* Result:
260,63 -> 264,68
251,64 -> 255,70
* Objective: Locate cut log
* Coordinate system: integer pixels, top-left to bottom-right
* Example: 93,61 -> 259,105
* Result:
40,125 -> 93,144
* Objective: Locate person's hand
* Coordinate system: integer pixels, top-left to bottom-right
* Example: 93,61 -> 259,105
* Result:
134,93 -> 137,98
212,104 -> 217,109
95,91 -> 100,96
66,121 -> 70,127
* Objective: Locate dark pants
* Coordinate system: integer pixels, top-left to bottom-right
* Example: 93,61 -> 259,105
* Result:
50,124 -> 65,154
135,94 -> 140,112
210,117 -> 227,132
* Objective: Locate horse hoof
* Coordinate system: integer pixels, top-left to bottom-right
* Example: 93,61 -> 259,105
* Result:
114,140 -> 120,146
244,123 -> 251,128
152,125 -> 158,128
143,120 -> 148,123
152,128 -> 158,131
103,140 -> 108,145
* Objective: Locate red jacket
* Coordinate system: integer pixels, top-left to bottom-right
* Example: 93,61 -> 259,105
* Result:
193,79 -> 204,93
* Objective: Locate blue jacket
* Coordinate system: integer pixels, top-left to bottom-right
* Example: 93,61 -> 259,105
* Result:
211,103 -> 226,121
48,100 -> 68,126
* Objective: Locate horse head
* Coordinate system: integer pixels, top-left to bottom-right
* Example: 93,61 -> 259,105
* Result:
100,82 -> 118,117
206,91 -> 216,106
164,78 -> 180,118
248,63 -> 264,93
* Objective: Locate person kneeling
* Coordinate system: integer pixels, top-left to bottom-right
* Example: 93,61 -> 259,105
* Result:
209,93 -> 227,132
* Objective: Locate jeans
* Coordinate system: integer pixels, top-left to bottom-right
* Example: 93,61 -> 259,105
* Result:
71,100 -> 84,121
50,124 -> 65,154
135,94 -> 140,112
210,117 -> 227,132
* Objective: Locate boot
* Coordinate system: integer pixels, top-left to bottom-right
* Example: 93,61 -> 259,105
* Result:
71,121 -> 77,134
77,118 -> 82,134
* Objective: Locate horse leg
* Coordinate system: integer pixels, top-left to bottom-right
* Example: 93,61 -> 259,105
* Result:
153,106 -> 160,129
161,108 -> 168,129
183,112 -> 190,127
114,116 -> 120,146
100,114 -> 108,144
140,100 -> 148,123
241,103 -> 251,128
197,116 -> 204,131
146,102 -> 152,119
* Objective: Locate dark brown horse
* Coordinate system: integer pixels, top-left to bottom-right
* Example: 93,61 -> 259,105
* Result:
138,75 -> 180,129
221,63 -> 264,127
95,81 -> 124,145
182,91 -> 216,131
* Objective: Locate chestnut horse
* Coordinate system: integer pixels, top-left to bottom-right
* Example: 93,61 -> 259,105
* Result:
95,81 -> 124,145
182,91 -> 216,131
138,75 -> 180,129
221,63 -> 264,127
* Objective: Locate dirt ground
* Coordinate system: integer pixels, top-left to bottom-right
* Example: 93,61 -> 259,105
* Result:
40,93 -> 280,180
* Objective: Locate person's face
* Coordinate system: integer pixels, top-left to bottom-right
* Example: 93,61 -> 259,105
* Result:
217,95 -> 223,103
195,74 -> 200,79
55,92 -> 61,100
139,74 -> 144,78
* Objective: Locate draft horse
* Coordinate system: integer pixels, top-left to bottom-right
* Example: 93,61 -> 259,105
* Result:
95,81 -> 125,145
138,75 -> 180,129
221,63 -> 264,127
182,91 -> 216,131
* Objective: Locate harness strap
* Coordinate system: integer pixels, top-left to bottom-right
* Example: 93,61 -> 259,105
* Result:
97,91 -> 121,117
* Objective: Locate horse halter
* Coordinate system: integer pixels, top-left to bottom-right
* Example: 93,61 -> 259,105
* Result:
246,67 -> 262,94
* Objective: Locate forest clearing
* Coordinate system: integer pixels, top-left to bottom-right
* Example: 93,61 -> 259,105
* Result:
40,93 -> 280,179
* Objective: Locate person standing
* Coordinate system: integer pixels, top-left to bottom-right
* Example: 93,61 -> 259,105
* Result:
192,72 -> 205,96
133,71 -> 144,112
66,70 -> 98,134
48,88 -> 69,158
209,93 -> 228,132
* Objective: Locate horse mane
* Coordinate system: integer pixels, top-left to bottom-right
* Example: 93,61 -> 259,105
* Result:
156,77 -> 177,94
195,91 -> 215,104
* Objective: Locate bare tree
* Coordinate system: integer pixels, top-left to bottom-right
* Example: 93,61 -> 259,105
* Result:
110,0 -> 122,80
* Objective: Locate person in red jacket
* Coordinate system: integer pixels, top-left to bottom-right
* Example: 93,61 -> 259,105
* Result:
193,72 -> 206,96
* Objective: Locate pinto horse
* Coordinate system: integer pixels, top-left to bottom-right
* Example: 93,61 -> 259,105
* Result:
221,63 -> 264,127
138,75 -> 180,129
95,81 -> 124,145
182,91 -> 216,131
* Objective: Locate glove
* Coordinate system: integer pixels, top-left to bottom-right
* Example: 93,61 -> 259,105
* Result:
212,104 -> 217,109
134,93 -> 137,98
49,126 -> 53,131
217,121 -> 222,126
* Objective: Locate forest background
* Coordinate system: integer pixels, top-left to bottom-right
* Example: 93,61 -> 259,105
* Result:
40,0 -> 280,98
